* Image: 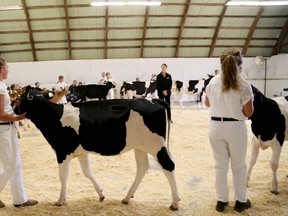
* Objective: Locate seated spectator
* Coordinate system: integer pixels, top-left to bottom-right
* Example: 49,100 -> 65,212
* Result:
34,82 -> 43,91
66,80 -> 78,102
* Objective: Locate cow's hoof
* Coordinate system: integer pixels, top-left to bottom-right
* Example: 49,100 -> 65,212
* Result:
121,199 -> 129,205
169,205 -> 178,211
54,202 -> 65,207
99,196 -> 105,202
270,190 -> 279,195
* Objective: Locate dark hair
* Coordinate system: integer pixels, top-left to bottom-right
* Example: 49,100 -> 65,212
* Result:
161,63 -> 167,68
220,48 -> 243,92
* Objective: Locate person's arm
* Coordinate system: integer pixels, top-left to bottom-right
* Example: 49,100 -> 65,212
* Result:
205,96 -> 210,107
0,95 -> 26,122
242,99 -> 253,117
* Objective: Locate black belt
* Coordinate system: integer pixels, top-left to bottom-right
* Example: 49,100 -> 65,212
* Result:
0,122 -> 13,125
211,117 -> 239,121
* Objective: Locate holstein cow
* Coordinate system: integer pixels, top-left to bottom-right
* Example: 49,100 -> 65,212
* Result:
171,75 -> 214,109
121,81 -> 147,99
246,85 -> 288,194
77,82 -> 115,102
15,87 -> 180,210
171,80 -> 199,109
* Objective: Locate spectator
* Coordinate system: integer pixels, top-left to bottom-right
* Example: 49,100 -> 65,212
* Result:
55,75 -> 67,104
34,82 -> 42,91
99,72 -> 107,85
106,72 -> 116,99
66,80 -> 78,102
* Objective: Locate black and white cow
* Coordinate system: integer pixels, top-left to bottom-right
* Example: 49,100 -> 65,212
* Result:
15,87 -> 180,210
246,85 -> 288,194
77,82 -> 115,102
171,76 -> 214,109
121,81 -> 147,99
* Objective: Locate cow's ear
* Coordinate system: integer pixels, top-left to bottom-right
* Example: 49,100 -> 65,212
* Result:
25,85 -> 32,94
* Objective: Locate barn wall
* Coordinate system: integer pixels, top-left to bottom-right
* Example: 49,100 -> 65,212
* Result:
6,54 -> 288,99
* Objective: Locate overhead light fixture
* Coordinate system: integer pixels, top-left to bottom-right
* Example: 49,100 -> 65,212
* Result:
226,1 -> 288,6
91,1 -> 161,6
0,6 -> 23,11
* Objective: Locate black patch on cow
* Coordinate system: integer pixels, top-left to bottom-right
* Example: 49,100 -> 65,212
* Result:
146,81 -> 157,95
157,147 -> 175,172
188,80 -> 199,92
72,99 -> 170,155
285,96 -> 288,102
250,85 -> 286,146
132,82 -> 146,95
76,100 -> 131,155
175,80 -> 183,92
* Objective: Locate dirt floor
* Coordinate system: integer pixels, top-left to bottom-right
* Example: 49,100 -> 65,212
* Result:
1,102 -> 288,216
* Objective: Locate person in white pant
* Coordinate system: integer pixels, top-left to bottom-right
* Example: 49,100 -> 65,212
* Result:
106,72 -> 117,99
205,48 -> 254,213
0,57 -> 38,208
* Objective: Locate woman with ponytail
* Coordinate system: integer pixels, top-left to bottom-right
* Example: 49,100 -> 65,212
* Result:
205,48 -> 254,213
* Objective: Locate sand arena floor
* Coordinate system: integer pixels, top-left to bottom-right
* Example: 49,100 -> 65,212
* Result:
1,102 -> 288,216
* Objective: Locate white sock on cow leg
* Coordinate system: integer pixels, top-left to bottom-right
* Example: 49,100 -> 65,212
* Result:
78,154 -> 105,201
246,137 -> 260,186
56,157 -> 72,206
123,150 -> 149,204
270,142 -> 281,194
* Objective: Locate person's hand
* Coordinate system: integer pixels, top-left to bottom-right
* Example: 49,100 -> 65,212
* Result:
163,90 -> 168,96
16,112 -> 27,121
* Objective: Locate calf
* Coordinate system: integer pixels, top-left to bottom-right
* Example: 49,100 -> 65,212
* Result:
77,82 -> 114,102
246,85 -> 288,194
15,87 -> 180,210
121,82 -> 146,99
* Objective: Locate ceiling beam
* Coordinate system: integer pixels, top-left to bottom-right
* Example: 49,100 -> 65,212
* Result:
175,0 -> 191,57
272,19 -> 288,55
140,1 -> 150,58
104,3 -> 109,59
21,0 -> 37,61
64,0 -> 72,59
208,2 -> 227,57
242,6 -> 265,56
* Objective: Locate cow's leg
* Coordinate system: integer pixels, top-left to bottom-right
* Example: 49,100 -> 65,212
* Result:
146,145 -> 180,210
153,148 -> 179,210
246,137 -> 260,186
78,154 -> 105,201
122,149 -> 150,204
55,156 -> 72,206
270,141 -> 281,194
179,93 -> 185,109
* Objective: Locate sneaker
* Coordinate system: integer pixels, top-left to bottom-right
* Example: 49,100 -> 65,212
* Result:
0,200 -> 5,208
234,199 -> 251,212
216,201 -> 229,212
14,199 -> 38,208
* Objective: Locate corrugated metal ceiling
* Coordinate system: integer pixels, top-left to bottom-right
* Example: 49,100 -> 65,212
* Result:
0,0 -> 287,62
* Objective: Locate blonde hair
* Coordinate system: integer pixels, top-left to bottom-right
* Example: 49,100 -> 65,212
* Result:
220,48 -> 243,92
0,57 -> 7,68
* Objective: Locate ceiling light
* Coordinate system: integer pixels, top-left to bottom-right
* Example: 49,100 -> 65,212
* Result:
226,1 -> 288,6
0,6 -> 23,11
91,1 -> 161,7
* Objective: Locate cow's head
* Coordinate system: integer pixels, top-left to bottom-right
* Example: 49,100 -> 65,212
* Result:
13,86 -> 56,119
106,81 -> 115,89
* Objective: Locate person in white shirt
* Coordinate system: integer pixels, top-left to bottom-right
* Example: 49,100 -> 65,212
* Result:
0,57 -> 38,208
106,72 -> 117,99
99,72 -> 107,85
205,48 -> 254,213
55,75 -> 67,104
